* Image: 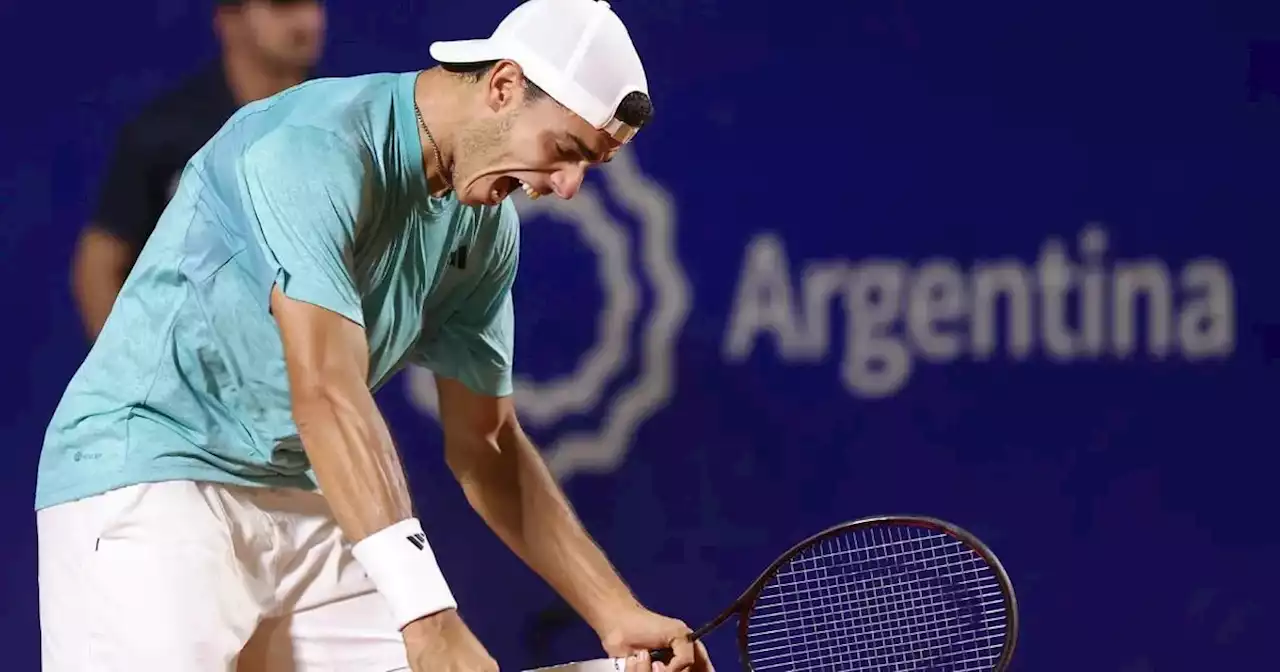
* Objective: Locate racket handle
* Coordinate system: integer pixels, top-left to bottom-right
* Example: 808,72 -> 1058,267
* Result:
649,648 -> 674,665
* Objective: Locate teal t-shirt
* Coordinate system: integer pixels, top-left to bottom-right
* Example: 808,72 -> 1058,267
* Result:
36,72 -> 519,510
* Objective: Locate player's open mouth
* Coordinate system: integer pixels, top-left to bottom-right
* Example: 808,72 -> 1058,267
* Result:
494,177 -> 542,202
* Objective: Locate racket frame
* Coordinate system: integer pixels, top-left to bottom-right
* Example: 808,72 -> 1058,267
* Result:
664,515 -> 1019,671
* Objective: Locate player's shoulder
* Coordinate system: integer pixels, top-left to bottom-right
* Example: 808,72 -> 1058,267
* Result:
237,75 -> 407,155
238,72 -> 410,153
267,72 -> 407,118
235,123 -> 370,189
301,71 -> 405,93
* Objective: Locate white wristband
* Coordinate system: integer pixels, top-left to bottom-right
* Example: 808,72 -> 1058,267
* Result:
351,518 -> 457,630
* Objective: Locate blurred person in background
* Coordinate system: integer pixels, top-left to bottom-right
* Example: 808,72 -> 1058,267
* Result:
72,0 -> 326,341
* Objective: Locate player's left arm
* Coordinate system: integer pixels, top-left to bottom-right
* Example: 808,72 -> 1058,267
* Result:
412,204 -> 640,638
436,377 -> 642,635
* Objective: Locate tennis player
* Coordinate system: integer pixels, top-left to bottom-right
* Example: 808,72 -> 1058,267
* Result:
36,1 -> 712,671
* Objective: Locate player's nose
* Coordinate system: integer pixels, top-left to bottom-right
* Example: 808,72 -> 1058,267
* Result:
550,164 -> 585,199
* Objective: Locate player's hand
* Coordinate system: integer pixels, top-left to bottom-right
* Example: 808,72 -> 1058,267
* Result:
402,609 -> 499,672
599,607 -> 714,672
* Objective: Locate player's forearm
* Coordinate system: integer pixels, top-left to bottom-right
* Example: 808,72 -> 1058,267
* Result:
452,425 -> 639,634
294,380 -> 461,632
293,382 -> 414,542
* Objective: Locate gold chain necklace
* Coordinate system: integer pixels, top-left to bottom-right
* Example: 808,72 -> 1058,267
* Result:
414,102 -> 452,192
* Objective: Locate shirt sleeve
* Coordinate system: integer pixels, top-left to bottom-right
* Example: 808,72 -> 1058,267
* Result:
92,120 -> 157,248
240,125 -> 369,327
412,202 -> 521,398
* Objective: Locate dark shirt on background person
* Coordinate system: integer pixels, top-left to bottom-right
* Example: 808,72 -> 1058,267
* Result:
90,64 -> 238,257
72,0 -> 326,341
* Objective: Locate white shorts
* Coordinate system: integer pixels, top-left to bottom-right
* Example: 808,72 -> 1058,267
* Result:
37,480 -> 410,671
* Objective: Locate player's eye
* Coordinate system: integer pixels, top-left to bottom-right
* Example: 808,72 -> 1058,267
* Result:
556,144 -> 579,161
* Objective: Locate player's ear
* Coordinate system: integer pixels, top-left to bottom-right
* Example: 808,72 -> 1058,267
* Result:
484,60 -> 525,113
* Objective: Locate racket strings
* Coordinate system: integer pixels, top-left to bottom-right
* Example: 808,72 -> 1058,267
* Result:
744,525 -> 1008,671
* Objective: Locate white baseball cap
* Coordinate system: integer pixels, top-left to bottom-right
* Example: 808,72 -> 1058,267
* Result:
429,0 -> 650,144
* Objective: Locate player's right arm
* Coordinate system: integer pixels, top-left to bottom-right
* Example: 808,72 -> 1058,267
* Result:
72,122 -> 151,341
272,286 -> 412,543
244,126 -> 494,671
271,288 -> 493,670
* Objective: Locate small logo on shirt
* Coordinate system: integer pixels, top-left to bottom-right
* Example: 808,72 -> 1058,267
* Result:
407,532 -> 428,550
448,245 -> 468,270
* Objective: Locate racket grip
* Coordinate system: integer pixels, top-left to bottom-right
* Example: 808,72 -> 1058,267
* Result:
649,648 -> 674,664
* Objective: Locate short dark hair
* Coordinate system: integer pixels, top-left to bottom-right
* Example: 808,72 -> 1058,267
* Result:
614,90 -> 653,132
442,60 -> 654,130
441,60 -> 547,101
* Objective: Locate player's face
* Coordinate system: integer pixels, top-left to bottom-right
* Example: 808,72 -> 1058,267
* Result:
240,0 -> 326,71
450,65 -> 619,207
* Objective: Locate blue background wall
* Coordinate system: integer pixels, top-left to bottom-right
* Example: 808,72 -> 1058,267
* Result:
2,1 -> 1278,669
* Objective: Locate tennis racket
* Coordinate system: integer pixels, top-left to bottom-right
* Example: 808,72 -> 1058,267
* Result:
643,515 -> 1019,671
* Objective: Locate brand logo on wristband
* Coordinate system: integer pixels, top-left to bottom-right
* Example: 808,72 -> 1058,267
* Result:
407,532 -> 428,550
407,149 -> 689,484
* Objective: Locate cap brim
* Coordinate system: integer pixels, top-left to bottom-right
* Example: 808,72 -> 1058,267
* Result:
429,39 -> 502,65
